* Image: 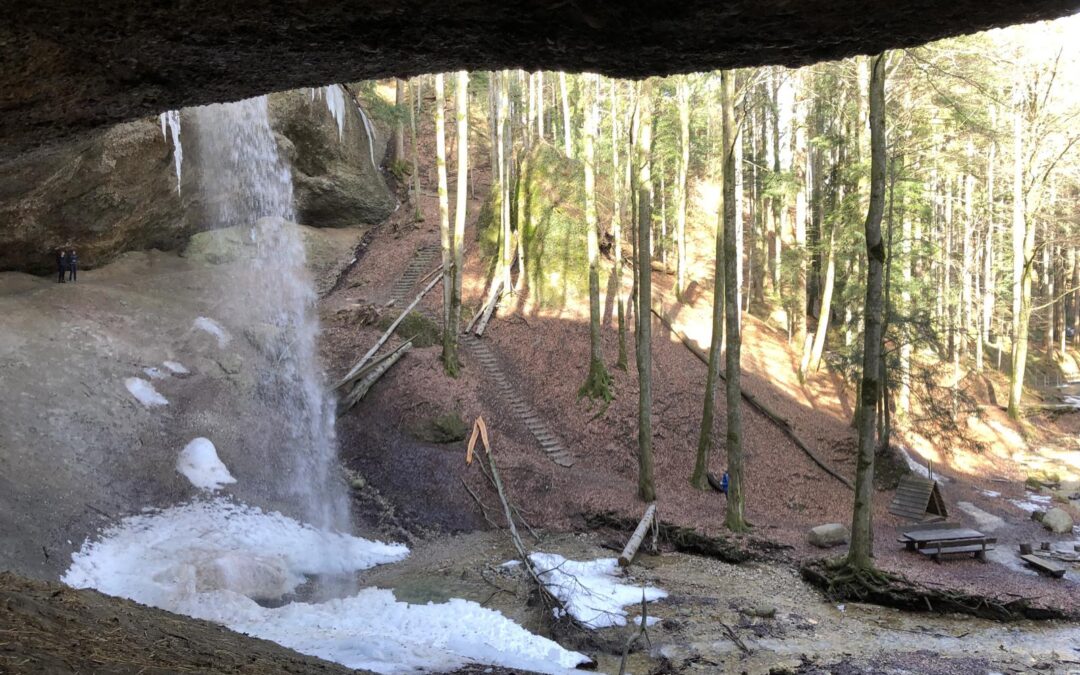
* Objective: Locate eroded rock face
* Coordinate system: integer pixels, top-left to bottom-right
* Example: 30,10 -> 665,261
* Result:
0,89 -> 394,274
2,1 -> 1078,161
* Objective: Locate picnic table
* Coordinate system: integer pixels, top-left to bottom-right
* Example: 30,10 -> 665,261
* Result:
898,527 -> 996,563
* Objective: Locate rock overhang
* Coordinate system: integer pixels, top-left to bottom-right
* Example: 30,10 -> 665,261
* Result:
3,0 -> 1080,160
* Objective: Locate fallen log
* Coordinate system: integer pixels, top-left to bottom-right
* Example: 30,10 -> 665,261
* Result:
337,338 -> 413,393
651,306 -> 854,491
336,272 -> 441,389
466,277 -> 502,333
337,340 -> 412,415
618,503 -> 657,567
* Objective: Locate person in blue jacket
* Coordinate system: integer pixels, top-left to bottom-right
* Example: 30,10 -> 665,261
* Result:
67,249 -> 78,283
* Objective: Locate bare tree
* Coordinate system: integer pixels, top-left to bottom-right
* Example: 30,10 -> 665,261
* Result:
434,74 -> 453,366
635,80 -> 656,503
847,52 -> 887,571
580,73 -> 613,401
444,71 -> 469,376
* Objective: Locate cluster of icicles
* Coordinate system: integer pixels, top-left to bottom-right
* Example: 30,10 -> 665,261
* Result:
159,84 -> 377,198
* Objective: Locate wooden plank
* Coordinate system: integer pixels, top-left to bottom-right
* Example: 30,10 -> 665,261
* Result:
1020,554 -> 1067,578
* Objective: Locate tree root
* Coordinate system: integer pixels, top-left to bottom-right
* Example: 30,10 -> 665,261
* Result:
585,511 -> 789,564
800,559 -> 1073,621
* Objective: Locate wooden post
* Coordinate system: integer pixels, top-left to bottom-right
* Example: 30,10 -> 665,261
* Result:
618,503 -> 657,567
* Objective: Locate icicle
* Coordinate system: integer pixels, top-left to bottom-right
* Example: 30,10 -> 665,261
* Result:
322,85 -> 346,140
159,110 -> 183,196
355,100 -> 378,172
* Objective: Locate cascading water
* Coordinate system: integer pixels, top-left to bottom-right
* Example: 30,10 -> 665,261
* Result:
188,96 -> 350,537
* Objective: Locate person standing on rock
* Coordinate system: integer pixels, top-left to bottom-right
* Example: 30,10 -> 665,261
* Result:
56,249 -> 66,283
67,249 -> 78,283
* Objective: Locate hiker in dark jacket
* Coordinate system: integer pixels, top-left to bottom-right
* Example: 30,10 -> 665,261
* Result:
67,249 -> 78,283
56,249 -> 66,283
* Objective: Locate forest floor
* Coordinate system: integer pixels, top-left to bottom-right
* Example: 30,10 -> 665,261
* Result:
323,133 -> 1080,646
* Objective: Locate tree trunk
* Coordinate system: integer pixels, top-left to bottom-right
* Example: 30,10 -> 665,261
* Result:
580,74 -> 612,401
635,80 -> 656,503
792,72 -> 809,350
676,77 -> 690,301
410,77 -> 424,222
496,72 -> 513,295
434,74 -> 453,357
847,52 -> 886,572
393,78 -> 407,164
444,71 -> 469,376
559,72 -> 573,158
691,163 -> 725,491
1008,80 -> 1028,421
613,80 -> 629,371
720,70 -> 748,533
537,71 -> 545,140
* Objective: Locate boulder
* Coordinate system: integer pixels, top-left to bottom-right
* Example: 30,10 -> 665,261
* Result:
1041,507 -> 1074,534
182,218 -> 366,295
808,523 -> 850,548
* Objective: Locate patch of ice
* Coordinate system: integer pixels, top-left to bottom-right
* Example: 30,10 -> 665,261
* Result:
980,490 -> 1002,498
143,367 -> 167,379
500,560 -> 522,569
1063,395 -> 1080,408
529,553 -> 666,629
176,438 -> 236,491
633,615 -> 660,627
124,377 -> 168,407
64,500 -> 587,674
1008,494 -> 1052,513
163,360 -> 189,374
194,317 -> 230,347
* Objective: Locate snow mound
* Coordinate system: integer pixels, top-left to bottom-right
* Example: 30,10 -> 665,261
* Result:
163,360 -> 189,374
529,552 -> 666,629
194,317 -> 230,347
124,377 -> 168,407
176,438 -> 236,491
64,499 -> 586,674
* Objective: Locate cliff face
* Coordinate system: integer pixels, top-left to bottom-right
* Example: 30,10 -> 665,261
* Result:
0,87 -> 395,274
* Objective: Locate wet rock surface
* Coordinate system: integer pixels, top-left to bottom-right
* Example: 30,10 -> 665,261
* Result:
0,88 -> 393,274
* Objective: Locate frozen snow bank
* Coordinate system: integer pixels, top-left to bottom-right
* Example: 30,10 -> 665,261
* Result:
529,552 -> 666,629
897,446 -> 949,483
176,438 -> 236,491
64,499 -> 587,674
163,360 -> 189,374
194,317 -> 230,347
124,377 -> 168,407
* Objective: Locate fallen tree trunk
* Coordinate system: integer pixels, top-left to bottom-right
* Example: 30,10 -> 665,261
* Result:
466,277 -> 502,333
337,338 -> 413,393
336,273 -> 441,389
618,503 -> 657,567
651,306 -> 854,491
337,341 -> 412,415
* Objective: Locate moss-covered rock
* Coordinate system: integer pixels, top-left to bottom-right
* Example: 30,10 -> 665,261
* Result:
377,310 -> 441,348
412,412 -> 468,444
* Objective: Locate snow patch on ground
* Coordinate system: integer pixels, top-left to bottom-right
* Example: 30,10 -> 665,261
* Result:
143,367 -> 167,379
64,499 -> 587,674
176,438 -> 236,491
163,360 -> 189,374
980,490 -> 1002,498
1008,494 -> 1052,513
124,377 -> 168,407
1063,395 -> 1080,408
898,446 -> 949,483
194,317 -> 230,347
529,552 -> 667,629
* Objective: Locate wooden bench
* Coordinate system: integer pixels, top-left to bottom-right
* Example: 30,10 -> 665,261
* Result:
899,527 -> 995,563
917,541 -> 997,562
1020,554 -> 1067,578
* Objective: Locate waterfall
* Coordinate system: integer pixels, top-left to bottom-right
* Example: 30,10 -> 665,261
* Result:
188,96 -> 350,536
